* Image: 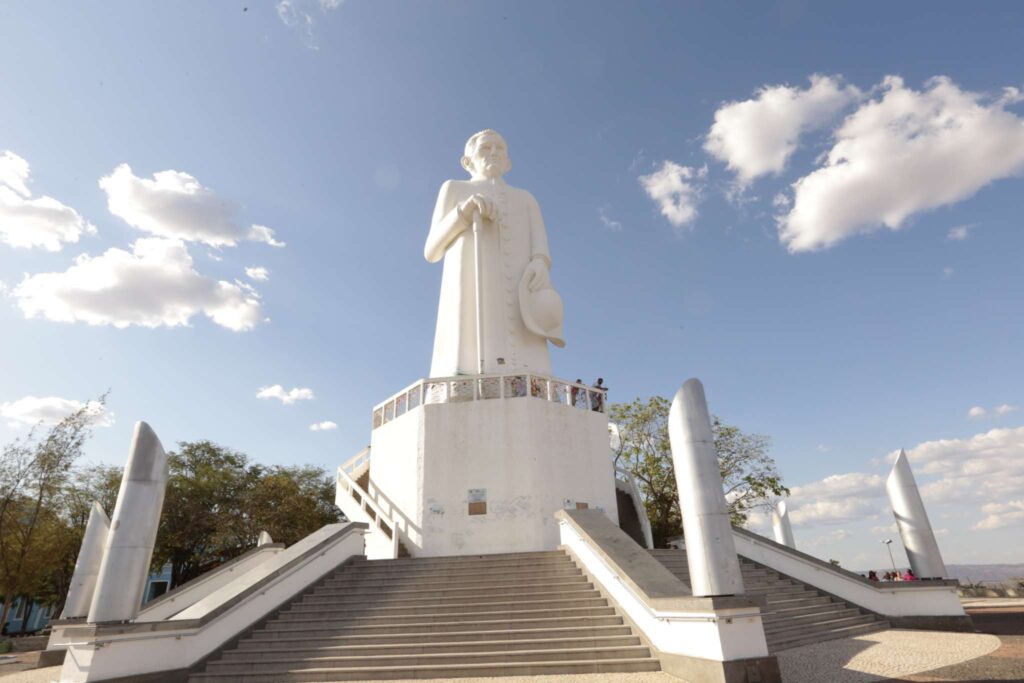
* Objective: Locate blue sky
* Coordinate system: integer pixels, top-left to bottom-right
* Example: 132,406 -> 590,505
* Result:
1,1 -> 1022,568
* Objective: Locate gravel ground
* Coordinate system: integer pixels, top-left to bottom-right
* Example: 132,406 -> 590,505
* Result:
777,629 -> 1001,683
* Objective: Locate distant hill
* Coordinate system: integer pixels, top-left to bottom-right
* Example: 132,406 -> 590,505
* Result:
946,564 -> 1024,584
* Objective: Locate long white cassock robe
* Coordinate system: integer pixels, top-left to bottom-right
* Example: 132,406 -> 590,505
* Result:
425,177 -> 553,377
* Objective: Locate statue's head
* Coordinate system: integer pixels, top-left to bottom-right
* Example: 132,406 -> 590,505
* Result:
461,129 -> 511,180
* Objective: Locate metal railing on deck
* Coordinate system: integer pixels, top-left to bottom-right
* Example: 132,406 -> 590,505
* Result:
372,374 -> 607,430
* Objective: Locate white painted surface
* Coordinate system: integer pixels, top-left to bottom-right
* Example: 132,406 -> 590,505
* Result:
887,450 -> 948,579
425,130 -> 563,377
257,530 -> 273,546
61,502 -> 110,619
136,546 -> 283,621
771,499 -> 796,549
668,379 -> 745,597
559,520 -> 769,662
87,422 -> 168,623
58,524 -> 365,683
615,468 -> 654,550
369,392 -> 615,556
733,530 -> 965,617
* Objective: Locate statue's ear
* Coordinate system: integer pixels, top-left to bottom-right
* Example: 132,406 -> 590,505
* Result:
460,156 -> 473,174
504,158 -> 512,175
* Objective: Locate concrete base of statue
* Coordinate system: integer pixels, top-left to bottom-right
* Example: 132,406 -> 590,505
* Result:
364,374 -> 617,557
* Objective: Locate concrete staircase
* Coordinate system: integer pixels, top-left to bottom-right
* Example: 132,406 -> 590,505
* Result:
189,550 -> 660,682
648,548 -> 889,652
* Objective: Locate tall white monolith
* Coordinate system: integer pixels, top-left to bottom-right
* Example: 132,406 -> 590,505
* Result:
771,499 -> 796,549
886,449 -> 946,579
257,530 -> 274,546
88,422 -> 168,623
668,379 -> 745,596
60,502 -> 111,618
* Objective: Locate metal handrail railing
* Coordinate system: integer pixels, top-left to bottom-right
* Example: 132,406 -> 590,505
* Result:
372,373 -> 607,430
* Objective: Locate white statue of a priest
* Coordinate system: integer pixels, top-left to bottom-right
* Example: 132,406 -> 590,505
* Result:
425,130 -> 564,377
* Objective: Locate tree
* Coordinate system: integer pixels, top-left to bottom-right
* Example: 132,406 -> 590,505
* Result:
241,465 -> 340,546
610,396 -> 789,548
0,399 -> 103,631
151,441 -> 342,587
152,441 -> 257,587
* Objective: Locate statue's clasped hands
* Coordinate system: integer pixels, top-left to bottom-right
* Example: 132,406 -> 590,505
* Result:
457,194 -> 497,224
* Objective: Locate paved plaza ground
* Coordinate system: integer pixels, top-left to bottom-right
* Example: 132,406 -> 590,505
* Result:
2,601 -> 1021,683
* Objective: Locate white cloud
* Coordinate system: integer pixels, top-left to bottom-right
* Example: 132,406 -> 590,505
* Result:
968,404 -> 1018,419
0,151 -> 96,251
705,75 -> 861,185
13,238 -> 263,331
871,523 -> 898,535
257,385 -> 314,404
974,500 -> 1024,530
779,76 -> 1024,252
277,0 -> 343,49
99,164 -> 284,248
787,472 -> 885,526
309,420 -> 337,431
245,266 -> 269,282
772,193 -> 791,209
943,266 -> 954,279
638,161 -> 706,229
947,224 -> 975,241
0,396 -> 113,428
597,206 -> 622,231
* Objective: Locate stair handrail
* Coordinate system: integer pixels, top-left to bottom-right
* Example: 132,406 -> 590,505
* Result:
614,466 -> 654,550
340,446 -> 371,477
336,460 -> 400,558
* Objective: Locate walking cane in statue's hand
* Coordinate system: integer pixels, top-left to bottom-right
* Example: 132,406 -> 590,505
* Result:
472,208 -> 485,375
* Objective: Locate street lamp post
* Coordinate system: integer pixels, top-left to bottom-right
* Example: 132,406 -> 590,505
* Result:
882,538 -> 898,575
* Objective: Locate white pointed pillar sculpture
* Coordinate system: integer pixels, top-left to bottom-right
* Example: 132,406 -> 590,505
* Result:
771,499 -> 796,549
886,449 -> 947,579
257,531 -> 274,547
88,422 -> 168,623
668,378 -> 745,597
60,502 -> 111,618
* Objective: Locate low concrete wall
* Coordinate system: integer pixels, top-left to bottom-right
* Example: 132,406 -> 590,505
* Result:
55,522 -> 367,683
557,510 -> 780,683
733,527 -> 970,628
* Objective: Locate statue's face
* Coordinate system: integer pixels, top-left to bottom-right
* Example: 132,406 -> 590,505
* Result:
467,135 -> 509,180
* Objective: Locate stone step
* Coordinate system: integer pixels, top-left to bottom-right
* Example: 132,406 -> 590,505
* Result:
764,594 -> 832,609
768,620 -> 890,651
225,635 -> 643,660
300,584 -> 599,607
256,614 -> 625,638
744,584 -> 811,596
762,606 -> 862,628
353,551 -> 565,567
322,566 -> 582,588
764,612 -> 878,637
242,624 -> 635,648
320,576 -> 587,594
205,645 -> 654,673
348,554 -> 572,574
188,657 -> 662,682
762,602 -> 850,620
265,605 -> 618,629
281,596 -> 609,618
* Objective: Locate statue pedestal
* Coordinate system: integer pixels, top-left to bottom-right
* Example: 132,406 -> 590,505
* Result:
364,376 -> 616,557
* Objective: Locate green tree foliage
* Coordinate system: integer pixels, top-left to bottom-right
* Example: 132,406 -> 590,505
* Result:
0,398 -> 103,630
145,441 -> 341,587
610,396 -> 789,548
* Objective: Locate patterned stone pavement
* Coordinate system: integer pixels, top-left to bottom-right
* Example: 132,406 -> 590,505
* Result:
881,605 -> 1024,682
